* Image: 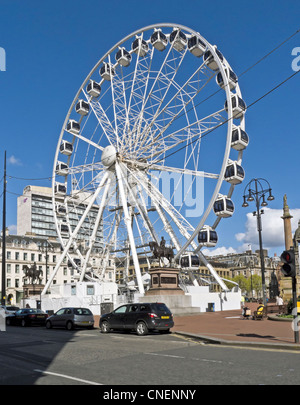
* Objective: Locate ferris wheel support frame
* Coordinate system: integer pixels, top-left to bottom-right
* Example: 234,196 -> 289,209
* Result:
42,171 -> 109,295
115,162 -> 145,294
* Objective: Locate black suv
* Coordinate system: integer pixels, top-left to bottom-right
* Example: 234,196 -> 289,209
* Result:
99,302 -> 174,336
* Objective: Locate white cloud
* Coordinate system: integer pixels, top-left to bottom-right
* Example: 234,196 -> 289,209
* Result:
8,224 -> 17,234
235,208 -> 300,250
202,246 -> 237,257
235,232 -> 245,242
8,155 -> 22,166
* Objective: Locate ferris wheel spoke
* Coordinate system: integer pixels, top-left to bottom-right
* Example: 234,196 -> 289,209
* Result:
139,109 -> 226,161
119,32 -> 152,153
131,44 -> 188,153
133,169 -> 197,250
66,161 -> 105,175
126,48 -> 156,153
121,158 -> 219,179
138,61 -> 215,152
71,131 -> 105,152
84,90 -> 119,148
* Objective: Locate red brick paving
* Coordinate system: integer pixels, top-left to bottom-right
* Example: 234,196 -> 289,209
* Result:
95,303 -> 300,347
173,303 -> 298,346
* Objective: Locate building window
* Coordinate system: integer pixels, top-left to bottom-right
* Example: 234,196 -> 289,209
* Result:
31,253 -> 35,262
23,253 -> 28,261
15,264 -> 20,274
87,285 -> 94,295
6,264 -> 11,273
15,279 -> 19,288
71,285 -> 76,295
6,251 -> 11,259
15,252 -> 20,260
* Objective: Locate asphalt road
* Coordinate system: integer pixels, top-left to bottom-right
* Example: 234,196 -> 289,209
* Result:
1,325 -> 300,388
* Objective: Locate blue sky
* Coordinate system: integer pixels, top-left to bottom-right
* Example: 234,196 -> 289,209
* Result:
0,0 -> 299,258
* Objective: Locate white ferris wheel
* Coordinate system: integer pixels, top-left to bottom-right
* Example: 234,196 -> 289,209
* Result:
43,23 -> 248,295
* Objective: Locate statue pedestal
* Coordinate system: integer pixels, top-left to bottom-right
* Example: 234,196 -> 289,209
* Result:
145,267 -> 184,296
23,284 -> 45,298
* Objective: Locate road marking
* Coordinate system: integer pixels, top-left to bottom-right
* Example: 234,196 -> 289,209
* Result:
34,369 -> 102,385
145,353 -> 185,359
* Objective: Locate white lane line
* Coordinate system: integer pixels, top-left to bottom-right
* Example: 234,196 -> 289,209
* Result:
145,352 -> 185,359
145,353 -> 231,365
34,369 -> 102,385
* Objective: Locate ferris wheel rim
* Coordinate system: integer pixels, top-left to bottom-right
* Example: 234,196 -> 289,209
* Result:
51,22 -> 246,287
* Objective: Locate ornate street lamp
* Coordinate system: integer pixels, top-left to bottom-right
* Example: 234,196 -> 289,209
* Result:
242,178 -> 275,306
38,239 -> 54,285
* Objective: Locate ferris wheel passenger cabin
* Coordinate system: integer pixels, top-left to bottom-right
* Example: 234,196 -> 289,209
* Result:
60,140 -> 73,156
55,204 -> 67,217
224,160 -> 245,185
132,37 -> 149,57
56,161 -> 68,177
225,94 -> 247,119
150,29 -> 168,51
54,182 -> 67,196
216,67 -> 238,90
59,223 -> 69,236
169,28 -> 187,52
180,252 -> 200,269
198,226 -> 218,247
231,126 -> 249,151
213,195 -> 235,218
66,119 -> 80,135
86,80 -> 101,98
100,63 -> 115,81
203,47 -> 224,71
75,99 -> 89,116
116,47 -> 132,67
188,35 -> 206,57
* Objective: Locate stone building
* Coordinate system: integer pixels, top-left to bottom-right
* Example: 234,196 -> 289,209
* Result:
0,231 -> 114,305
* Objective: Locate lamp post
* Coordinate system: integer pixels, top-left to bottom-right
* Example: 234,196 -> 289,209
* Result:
242,178 -> 275,306
38,239 -> 54,285
1,151 -> 6,306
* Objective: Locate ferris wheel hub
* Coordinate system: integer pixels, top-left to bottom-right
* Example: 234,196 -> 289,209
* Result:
101,145 -> 117,167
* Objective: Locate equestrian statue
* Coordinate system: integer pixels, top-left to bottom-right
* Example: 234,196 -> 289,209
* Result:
23,262 -> 43,285
149,237 -> 174,266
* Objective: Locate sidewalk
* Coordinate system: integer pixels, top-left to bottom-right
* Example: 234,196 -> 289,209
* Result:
172,303 -> 300,351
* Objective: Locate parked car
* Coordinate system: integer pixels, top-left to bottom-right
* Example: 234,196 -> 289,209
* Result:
7,308 -> 48,327
100,302 -> 174,336
1,305 -> 20,314
46,307 -> 94,330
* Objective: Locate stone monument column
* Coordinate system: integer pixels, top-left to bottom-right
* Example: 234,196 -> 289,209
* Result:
281,194 -> 293,249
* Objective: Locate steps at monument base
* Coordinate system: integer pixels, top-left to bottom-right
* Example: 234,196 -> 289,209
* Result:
171,306 -> 201,316
139,293 -> 201,315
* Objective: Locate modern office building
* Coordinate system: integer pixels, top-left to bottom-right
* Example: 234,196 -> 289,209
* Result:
17,185 -> 103,247
17,186 -> 56,237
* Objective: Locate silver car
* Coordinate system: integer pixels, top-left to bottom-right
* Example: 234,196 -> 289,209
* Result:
46,307 -> 94,330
